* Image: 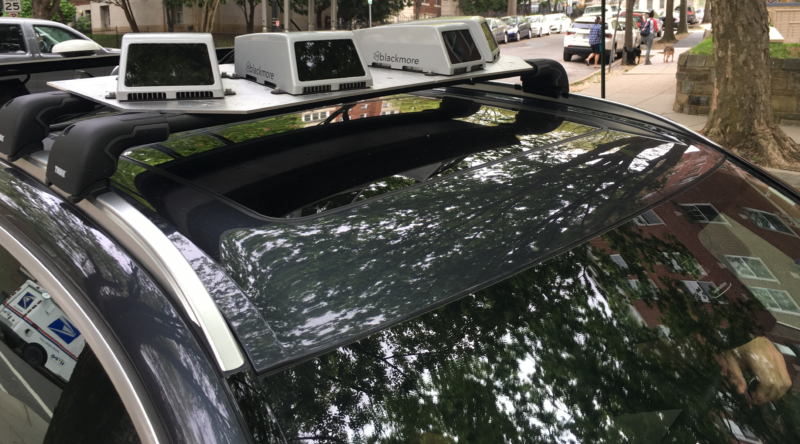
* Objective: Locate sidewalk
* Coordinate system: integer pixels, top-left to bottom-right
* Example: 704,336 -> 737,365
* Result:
574,29 -> 800,188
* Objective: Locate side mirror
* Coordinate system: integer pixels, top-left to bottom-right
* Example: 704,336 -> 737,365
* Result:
52,39 -> 102,57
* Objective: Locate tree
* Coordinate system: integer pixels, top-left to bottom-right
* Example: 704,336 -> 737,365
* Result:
21,0 -> 74,23
91,0 -> 139,32
459,0 -> 506,16
702,0 -> 800,170
235,0 -> 261,33
290,0 -> 406,29
187,0 -> 226,33
622,0 -> 635,65
702,0 -> 711,24
507,0 -> 517,16
677,0 -> 688,34
661,0 -> 676,43
163,0 -> 188,32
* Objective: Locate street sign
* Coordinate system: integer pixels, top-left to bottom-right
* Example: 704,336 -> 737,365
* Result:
3,0 -> 21,16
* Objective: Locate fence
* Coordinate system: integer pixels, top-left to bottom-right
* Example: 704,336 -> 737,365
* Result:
88,28 -> 238,49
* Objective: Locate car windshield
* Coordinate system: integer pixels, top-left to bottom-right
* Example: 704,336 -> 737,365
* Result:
227,155 -> 800,444
502,17 -> 518,26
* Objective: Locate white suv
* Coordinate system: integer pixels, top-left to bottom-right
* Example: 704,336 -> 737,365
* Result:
563,16 -> 640,62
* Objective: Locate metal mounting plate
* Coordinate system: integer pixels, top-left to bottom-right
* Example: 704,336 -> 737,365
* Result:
46,56 -> 532,115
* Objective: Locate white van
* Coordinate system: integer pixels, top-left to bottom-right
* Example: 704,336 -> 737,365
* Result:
0,280 -> 85,381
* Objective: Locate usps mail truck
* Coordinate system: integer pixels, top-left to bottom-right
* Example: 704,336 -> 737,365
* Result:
0,280 -> 85,381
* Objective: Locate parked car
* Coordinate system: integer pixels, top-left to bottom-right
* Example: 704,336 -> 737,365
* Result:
583,4 -> 620,17
564,15 -> 638,61
619,10 -> 662,38
487,17 -> 509,44
0,18 -> 118,95
501,15 -> 533,41
1,30 -> 799,444
544,13 -> 572,34
525,14 -> 549,37
675,5 -> 698,24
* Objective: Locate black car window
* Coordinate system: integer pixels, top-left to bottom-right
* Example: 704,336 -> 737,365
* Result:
229,160 -> 800,444
0,24 -> 27,54
0,244 -> 140,443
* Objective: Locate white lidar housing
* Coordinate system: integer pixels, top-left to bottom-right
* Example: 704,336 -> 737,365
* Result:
234,31 -> 373,95
354,23 -> 485,76
117,33 -> 224,101
391,16 -> 500,64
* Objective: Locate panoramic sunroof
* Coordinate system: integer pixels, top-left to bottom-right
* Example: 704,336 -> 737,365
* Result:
118,96 -> 599,218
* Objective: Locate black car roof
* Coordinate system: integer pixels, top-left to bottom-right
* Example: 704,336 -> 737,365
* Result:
111,87 -> 724,374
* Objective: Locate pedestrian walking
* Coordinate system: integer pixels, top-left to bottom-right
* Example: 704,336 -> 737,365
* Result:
641,11 -> 656,65
586,16 -> 603,69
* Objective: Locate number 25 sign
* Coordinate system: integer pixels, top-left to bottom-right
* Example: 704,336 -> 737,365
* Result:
4,0 -> 21,17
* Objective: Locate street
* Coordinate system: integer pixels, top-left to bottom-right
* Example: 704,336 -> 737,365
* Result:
496,29 -> 664,84
498,30 -> 598,83
0,339 -> 61,442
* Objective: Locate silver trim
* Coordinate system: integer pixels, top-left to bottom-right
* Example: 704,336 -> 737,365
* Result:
0,223 -> 165,444
77,191 -> 246,371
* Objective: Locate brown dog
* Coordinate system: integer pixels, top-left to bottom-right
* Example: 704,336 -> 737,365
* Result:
660,45 -> 675,63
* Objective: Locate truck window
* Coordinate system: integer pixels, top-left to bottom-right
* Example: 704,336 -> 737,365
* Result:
32,26 -> 81,54
0,25 -> 27,55
0,243 -> 140,443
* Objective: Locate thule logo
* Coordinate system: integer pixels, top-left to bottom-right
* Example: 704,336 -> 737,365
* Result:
55,166 -> 66,178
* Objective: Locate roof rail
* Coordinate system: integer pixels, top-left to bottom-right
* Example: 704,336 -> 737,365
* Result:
0,92 -> 97,161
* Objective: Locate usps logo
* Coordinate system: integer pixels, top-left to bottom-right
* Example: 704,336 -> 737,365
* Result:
47,317 -> 81,344
17,292 -> 36,310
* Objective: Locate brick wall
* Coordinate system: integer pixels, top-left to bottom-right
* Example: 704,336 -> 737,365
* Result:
675,53 -> 800,125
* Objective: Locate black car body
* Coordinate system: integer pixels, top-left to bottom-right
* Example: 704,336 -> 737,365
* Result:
0,55 -> 799,444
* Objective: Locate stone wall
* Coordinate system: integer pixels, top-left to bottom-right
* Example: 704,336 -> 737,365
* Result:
674,53 -> 800,125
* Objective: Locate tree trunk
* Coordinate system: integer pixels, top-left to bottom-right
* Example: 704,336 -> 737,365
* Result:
702,0 -> 711,24
507,0 -> 517,16
623,0 -> 635,65
677,0 -> 688,33
661,0 -> 676,43
166,6 -> 175,33
248,0 -> 255,33
702,0 -> 800,170
30,0 -> 59,20
120,0 -> 140,32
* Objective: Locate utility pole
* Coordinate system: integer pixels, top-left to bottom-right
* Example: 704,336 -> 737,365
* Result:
331,0 -> 337,29
601,0 -> 606,98
273,0 -> 279,31
285,0 -> 290,32
369,0 -> 372,27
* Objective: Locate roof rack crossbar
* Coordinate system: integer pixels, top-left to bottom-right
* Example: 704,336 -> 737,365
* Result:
0,92 -> 97,161
520,59 -> 570,99
45,111 -> 260,203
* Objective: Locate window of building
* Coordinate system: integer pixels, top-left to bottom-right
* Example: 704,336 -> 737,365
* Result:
382,102 -> 391,108
748,287 -> 799,314
176,5 -> 184,24
360,113 -> 368,118
743,208 -> 795,235
681,280 -> 717,303
680,203 -> 725,224
659,0 -> 666,8
725,256 -> 778,281
435,0 -> 441,5
611,254 -> 628,269
100,5 -> 111,28
0,25 -> 26,54
632,209 -> 663,226
677,176 -> 699,184
628,279 -> 658,298
381,111 -> 388,116
647,0 -> 653,9
663,252 -> 706,276
361,104 -> 369,110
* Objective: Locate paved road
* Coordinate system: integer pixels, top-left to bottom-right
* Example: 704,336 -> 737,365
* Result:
0,339 -> 61,428
497,30 -> 599,84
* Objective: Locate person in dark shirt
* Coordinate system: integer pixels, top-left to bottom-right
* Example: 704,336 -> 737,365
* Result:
586,16 -> 604,68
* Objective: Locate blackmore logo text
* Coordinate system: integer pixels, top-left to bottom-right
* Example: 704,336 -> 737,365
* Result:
373,51 -> 420,65
246,62 -> 275,80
